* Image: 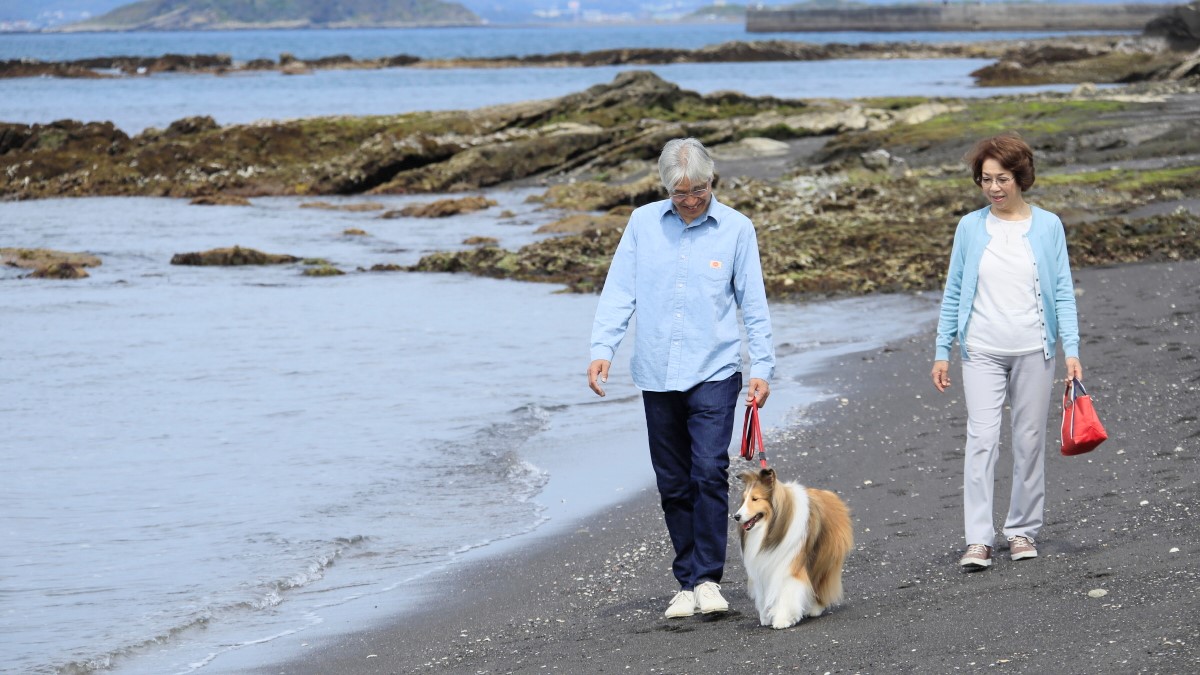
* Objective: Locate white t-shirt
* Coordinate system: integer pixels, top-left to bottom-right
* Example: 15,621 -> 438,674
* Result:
966,212 -> 1043,356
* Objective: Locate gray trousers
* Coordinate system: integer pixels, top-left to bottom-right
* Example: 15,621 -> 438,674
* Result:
961,350 -> 1055,547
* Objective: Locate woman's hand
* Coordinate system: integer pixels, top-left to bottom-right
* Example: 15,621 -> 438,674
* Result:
931,360 -> 951,392
1064,357 -> 1083,382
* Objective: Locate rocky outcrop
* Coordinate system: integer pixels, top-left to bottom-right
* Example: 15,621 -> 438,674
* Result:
299,201 -> 385,211
970,38 -> 1185,86
534,213 -> 629,234
2,247 -> 101,279
170,246 -> 299,266
407,226 -> 621,293
0,71 -> 819,200
1145,1 -> 1200,51
528,175 -> 663,212
385,195 -> 497,218
0,54 -> 234,79
190,194 -> 251,206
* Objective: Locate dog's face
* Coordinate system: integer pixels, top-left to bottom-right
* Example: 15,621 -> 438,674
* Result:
735,468 -> 777,533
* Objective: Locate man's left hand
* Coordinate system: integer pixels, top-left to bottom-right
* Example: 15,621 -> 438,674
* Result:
747,378 -> 770,408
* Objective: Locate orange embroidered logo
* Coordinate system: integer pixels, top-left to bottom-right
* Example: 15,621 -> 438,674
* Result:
710,260 -> 722,269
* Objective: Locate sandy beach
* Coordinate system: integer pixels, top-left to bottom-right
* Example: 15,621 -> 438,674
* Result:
259,258 -> 1199,674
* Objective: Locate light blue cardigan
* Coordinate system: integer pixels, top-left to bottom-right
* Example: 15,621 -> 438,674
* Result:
935,205 -> 1080,362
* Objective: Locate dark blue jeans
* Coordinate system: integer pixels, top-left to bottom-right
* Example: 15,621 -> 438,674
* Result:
642,371 -> 741,590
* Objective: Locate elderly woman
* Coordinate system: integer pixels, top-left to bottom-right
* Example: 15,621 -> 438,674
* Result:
931,132 -> 1083,571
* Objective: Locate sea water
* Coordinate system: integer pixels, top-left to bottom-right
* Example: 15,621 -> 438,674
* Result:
0,24 -> 1116,133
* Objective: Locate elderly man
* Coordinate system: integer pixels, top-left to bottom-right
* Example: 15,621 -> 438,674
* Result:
587,137 -> 775,618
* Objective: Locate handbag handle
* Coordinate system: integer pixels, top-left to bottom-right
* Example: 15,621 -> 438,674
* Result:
1064,377 -> 1088,408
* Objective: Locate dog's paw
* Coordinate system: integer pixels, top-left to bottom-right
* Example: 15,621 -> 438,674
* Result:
807,604 -> 826,618
770,616 -> 800,630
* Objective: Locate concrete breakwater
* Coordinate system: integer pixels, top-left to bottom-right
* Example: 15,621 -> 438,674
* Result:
746,3 -> 1174,32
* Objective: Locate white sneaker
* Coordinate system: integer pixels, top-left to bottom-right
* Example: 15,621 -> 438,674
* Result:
695,581 -> 729,614
664,590 -> 696,618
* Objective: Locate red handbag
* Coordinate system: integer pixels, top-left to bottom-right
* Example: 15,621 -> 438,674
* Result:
1061,377 -> 1108,456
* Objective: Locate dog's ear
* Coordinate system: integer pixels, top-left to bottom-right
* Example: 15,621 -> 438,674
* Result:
759,468 -> 776,486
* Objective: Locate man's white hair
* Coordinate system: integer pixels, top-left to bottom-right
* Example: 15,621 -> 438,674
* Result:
658,138 -> 715,192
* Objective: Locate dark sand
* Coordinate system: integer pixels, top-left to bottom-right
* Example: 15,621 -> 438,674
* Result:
265,259 -> 1199,674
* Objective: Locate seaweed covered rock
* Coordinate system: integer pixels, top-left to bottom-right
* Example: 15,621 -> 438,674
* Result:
30,262 -> 91,279
170,246 -> 299,266
302,265 -> 346,276
531,175 -> 662,212
1,247 -> 102,279
300,201 -> 385,211
387,195 -> 497,218
408,226 -> 621,293
534,213 -> 628,234
0,71 -> 802,200
190,194 -> 251,206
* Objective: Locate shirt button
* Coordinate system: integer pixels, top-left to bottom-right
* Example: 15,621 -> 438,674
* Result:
676,313 -> 682,318
677,283 -> 683,288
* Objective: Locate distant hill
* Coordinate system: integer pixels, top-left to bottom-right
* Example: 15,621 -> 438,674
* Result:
60,0 -> 481,31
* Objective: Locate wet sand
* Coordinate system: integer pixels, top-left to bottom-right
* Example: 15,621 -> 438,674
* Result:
262,259 -> 1199,674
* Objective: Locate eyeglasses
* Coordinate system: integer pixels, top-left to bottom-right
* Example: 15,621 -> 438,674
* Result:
669,184 -> 711,201
980,176 -> 1014,187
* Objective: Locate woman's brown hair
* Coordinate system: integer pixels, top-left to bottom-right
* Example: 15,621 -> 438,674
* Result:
964,132 -> 1035,191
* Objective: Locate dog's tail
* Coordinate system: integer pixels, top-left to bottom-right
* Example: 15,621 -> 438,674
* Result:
804,488 -> 854,607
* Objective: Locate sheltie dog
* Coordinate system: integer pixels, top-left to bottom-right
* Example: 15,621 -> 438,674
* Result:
734,468 -> 853,629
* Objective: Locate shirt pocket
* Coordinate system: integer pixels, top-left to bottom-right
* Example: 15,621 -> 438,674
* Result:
701,258 -> 732,286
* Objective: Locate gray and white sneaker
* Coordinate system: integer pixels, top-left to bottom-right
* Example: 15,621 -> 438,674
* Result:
695,581 -> 729,614
664,590 -> 696,618
960,544 -> 993,570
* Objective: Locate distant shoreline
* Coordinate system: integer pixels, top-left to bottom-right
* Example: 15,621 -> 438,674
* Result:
747,2 -> 1173,33
0,34 -> 1140,80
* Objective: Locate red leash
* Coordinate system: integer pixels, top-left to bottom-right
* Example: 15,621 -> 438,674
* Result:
739,403 -> 768,468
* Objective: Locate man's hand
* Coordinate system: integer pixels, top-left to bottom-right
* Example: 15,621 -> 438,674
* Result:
931,360 -> 951,392
588,359 -> 611,397
747,378 -> 770,408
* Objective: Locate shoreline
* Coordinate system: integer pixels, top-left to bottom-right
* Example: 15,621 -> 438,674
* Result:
0,34 -> 1152,80
256,259 -> 1199,674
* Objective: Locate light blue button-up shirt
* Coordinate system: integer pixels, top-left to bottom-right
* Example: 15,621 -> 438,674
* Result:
590,196 -> 775,392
